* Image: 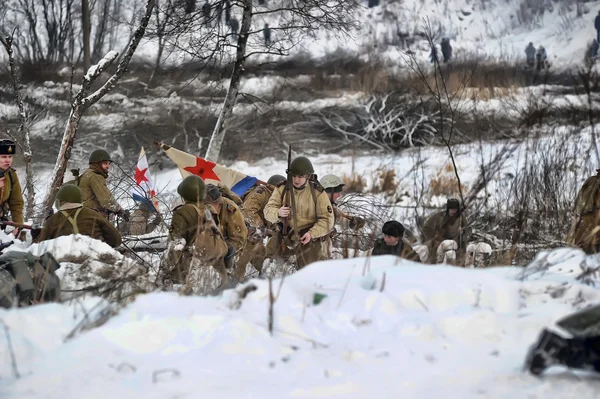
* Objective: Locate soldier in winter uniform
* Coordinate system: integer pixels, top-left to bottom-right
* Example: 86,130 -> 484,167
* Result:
36,184 -> 122,247
525,42 -> 536,68
441,37 -> 452,63
121,198 -> 162,236
264,156 -> 335,269
567,169 -> 600,254
370,220 -> 421,262
319,174 -> 365,259
421,198 -> 468,264
164,176 -> 230,285
0,140 -> 24,236
77,149 -> 127,220
234,174 -> 286,281
203,184 -> 247,270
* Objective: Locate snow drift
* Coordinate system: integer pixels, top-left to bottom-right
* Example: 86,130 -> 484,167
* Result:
3,248 -> 600,397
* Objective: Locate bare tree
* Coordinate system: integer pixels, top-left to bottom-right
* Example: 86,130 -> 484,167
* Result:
158,0 -> 360,161
403,19 -> 473,208
83,0 -> 91,70
146,0 -> 178,87
41,0 -> 157,217
0,35 -> 36,220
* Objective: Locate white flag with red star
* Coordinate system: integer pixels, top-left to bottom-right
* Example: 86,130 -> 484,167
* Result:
132,147 -> 157,209
159,143 -> 258,198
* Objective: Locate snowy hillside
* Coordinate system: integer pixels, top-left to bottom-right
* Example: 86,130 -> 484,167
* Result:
3,250 -> 600,398
134,0 -> 598,67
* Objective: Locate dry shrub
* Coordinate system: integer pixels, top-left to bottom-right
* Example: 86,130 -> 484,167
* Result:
429,163 -> 465,197
370,167 -> 398,194
342,172 -> 367,193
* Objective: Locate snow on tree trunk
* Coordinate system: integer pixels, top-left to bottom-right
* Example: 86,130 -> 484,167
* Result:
204,0 -> 253,163
0,36 -> 36,221
41,0 -> 156,218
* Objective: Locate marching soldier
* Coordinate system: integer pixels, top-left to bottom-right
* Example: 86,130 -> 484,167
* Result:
0,139 -> 24,235
77,149 -> 128,220
163,176 -> 229,286
204,184 -> 247,270
319,174 -> 365,259
121,198 -> 162,236
264,156 -> 335,269
234,174 -> 286,281
421,198 -> 469,263
36,184 -> 122,247
370,220 -> 421,262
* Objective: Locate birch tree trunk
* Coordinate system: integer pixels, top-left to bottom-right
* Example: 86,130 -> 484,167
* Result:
0,36 -> 36,221
204,0 -> 252,162
41,0 -> 156,217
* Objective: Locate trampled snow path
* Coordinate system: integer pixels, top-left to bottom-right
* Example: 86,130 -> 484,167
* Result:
3,250 -> 600,398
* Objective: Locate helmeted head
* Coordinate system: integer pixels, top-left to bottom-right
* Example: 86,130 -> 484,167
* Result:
267,174 -> 286,187
89,149 -> 112,164
205,184 -> 222,203
382,220 -> 405,246
89,149 -> 112,174
446,198 -> 461,216
320,174 -> 345,202
177,175 -> 206,203
288,156 -> 314,188
56,184 -> 83,205
289,156 -> 314,175
0,139 -> 16,170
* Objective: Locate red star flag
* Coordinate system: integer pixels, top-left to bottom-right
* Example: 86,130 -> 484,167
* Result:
132,147 -> 157,209
159,143 -> 258,197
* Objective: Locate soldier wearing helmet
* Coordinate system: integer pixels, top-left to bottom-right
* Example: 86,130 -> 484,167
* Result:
0,139 -> 24,236
320,174 -> 366,229
77,149 -> 127,220
235,174 -> 286,281
163,175 -> 229,286
203,183 -> 247,271
319,173 -> 366,259
36,184 -> 121,247
421,198 -> 469,264
264,156 -> 335,269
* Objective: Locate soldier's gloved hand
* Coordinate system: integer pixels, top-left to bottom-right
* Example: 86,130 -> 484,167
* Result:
349,217 -> 366,230
224,243 -> 235,269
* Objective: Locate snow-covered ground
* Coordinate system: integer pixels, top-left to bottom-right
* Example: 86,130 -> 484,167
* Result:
3,250 -> 600,398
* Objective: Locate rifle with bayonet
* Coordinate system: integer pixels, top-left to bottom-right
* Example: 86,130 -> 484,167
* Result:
280,145 -> 293,251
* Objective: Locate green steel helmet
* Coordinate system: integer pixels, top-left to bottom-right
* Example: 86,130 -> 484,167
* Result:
177,175 -> 206,202
320,174 -> 345,193
56,184 -> 82,204
267,174 -> 286,186
288,156 -> 314,175
89,149 -> 112,164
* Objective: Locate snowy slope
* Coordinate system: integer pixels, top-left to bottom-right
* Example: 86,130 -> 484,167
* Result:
2,250 -> 600,398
